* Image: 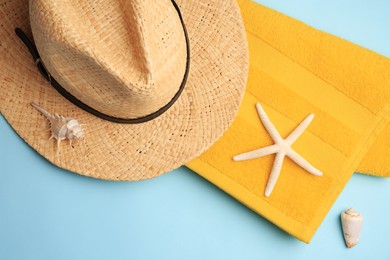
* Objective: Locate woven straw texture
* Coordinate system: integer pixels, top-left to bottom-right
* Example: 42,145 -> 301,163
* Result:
30,0 -> 188,119
0,0 -> 249,180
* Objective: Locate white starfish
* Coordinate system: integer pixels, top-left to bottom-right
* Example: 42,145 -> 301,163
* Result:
233,103 -> 322,197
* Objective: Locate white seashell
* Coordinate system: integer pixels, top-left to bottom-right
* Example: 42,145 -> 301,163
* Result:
31,102 -> 84,149
341,208 -> 363,248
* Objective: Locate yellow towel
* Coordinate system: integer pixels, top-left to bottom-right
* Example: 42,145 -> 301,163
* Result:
187,0 -> 390,243
358,125 -> 390,176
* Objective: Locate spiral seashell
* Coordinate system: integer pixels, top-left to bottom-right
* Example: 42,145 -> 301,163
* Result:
341,208 -> 363,248
31,102 -> 84,149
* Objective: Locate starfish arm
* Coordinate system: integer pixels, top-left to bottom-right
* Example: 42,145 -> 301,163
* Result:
233,144 -> 279,161
256,103 -> 283,143
286,148 -> 323,176
265,151 -> 286,197
285,114 -> 315,145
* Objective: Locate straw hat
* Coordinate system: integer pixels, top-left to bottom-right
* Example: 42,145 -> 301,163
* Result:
0,0 -> 248,180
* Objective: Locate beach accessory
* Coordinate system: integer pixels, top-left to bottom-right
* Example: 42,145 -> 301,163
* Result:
341,208 -> 364,249
187,0 -> 390,243
0,0 -> 248,180
358,126 -> 390,177
31,102 -> 85,150
233,103 -> 323,197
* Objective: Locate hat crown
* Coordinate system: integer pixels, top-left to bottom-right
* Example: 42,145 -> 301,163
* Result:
30,0 -> 187,119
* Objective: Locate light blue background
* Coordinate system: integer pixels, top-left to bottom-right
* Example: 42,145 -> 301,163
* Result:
1,0 -> 389,259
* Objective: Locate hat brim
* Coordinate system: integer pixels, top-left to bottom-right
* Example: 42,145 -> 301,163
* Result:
0,0 -> 248,180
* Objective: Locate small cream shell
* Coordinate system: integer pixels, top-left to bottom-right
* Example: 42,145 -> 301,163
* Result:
341,208 -> 363,248
31,102 -> 84,149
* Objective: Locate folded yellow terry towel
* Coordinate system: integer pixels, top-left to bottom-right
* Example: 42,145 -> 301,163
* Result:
187,0 -> 390,243
358,124 -> 390,177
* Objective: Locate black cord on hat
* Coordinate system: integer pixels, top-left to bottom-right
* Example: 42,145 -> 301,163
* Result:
15,0 -> 190,124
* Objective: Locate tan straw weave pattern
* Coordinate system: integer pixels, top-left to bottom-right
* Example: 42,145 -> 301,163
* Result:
0,0 -> 248,180
30,0 -> 188,119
